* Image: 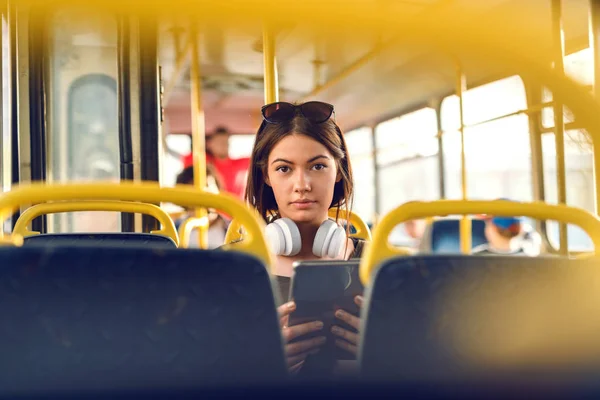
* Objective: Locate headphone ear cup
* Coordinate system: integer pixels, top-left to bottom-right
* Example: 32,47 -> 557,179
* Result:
271,218 -> 301,256
313,219 -> 346,258
313,219 -> 334,257
265,221 -> 285,255
327,225 -> 347,258
280,218 -> 302,256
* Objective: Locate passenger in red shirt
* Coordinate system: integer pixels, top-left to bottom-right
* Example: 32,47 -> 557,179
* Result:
182,127 -> 250,200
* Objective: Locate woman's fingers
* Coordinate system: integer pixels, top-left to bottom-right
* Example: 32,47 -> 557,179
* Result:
285,335 -> 327,357
354,295 -> 364,308
282,320 -> 323,342
334,338 -> 358,356
335,309 -> 360,331
277,302 -> 296,327
286,347 -> 321,367
333,302 -> 362,357
331,325 -> 359,346
289,360 -> 305,374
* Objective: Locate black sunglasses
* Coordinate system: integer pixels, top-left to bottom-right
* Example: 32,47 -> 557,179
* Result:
261,101 -> 335,124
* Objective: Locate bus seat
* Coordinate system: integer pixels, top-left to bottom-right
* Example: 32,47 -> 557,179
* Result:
23,233 -> 177,248
359,255 -> 600,382
419,219 -> 487,253
0,245 -> 286,396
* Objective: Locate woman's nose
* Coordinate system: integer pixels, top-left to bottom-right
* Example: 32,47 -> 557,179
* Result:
293,171 -> 311,192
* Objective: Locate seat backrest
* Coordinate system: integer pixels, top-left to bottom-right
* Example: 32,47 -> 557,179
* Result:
359,255 -> 600,382
420,219 -> 487,253
0,245 -> 286,396
23,233 -> 177,248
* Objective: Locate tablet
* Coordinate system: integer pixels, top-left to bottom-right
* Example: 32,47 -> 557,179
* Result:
287,260 -> 363,361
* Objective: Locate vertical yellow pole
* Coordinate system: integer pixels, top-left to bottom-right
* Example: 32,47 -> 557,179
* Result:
263,24 -> 279,104
589,0 -> 600,214
456,61 -> 471,254
189,25 -> 208,249
595,140 -> 600,215
552,0 -> 569,254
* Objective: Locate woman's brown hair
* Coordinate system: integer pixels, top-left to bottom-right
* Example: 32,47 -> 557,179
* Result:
244,113 -> 354,224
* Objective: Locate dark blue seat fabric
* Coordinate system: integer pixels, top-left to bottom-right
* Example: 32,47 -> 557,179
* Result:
359,255 -> 600,382
426,219 -> 488,253
0,245 -> 286,396
23,233 -> 177,248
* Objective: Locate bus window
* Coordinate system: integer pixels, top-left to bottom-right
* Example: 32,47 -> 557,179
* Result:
541,87 -> 575,129
47,8 -> 119,233
541,47 -> 595,251
542,130 -> 594,251
345,126 -> 375,224
228,134 -> 254,159
375,108 -> 439,214
375,108 -> 438,246
162,134 -> 191,187
564,47 -> 593,86
441,75 -> 532,201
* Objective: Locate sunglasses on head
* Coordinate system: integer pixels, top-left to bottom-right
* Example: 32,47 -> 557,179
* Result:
261,101 -> 335,124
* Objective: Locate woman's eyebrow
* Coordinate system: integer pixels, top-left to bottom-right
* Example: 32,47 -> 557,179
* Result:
271,158 -> 292,165
307,155 -> 329,163
270,154 -> 330,165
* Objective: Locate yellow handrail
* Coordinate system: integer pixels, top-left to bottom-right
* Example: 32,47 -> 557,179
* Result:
359,200 -> 600,286
0,182 -> 274,269
223,208 -> 373,245
0,235 -> 23,247
13,201 -> 179,247
178,216 -> 209,248
328,208 -> 372,241
224,218 -> 244,244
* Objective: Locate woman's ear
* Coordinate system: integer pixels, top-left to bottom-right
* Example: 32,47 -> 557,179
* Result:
335,169 -> 342,183
265,170 -> 272,187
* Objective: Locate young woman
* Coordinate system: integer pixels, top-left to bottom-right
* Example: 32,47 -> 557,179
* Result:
244,101 -> 366,376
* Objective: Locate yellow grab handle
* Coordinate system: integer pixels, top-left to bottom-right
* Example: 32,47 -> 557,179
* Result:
224,218 -> 244,245
0,235 -> 23,247
329,208 -> 372,241
359,200 -> 600,286
0,182 -> 274,269
178,216 -> 209,248
13,200 -> 179,246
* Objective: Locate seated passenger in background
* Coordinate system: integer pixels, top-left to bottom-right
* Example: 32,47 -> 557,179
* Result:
243,101 -> 365,376
473,215 -> 528,255
404,218 -> 426,249
175,164 -> 229,249
519,223 -> 542,256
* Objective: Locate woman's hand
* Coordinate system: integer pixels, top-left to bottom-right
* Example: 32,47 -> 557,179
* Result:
331,295 -> 363,356
277,301 -> 327,373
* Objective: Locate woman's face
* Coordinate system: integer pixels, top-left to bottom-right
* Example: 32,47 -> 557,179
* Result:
266,133 -> 340,224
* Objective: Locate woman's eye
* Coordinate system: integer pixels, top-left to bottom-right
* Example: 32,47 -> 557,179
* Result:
312,163 -> 326,171
276,166 -> 290,173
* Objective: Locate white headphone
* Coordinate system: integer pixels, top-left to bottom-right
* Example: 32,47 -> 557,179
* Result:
265,217 -> 347,258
